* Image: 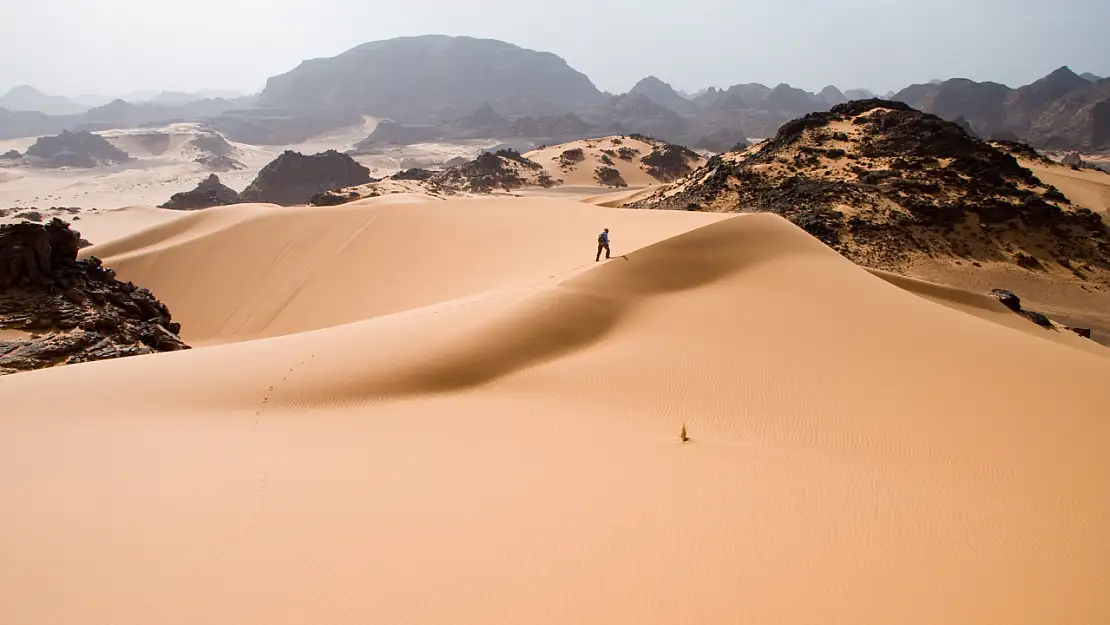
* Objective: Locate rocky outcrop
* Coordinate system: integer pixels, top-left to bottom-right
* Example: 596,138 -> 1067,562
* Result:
160,174 -> 241,210
258,35 -> 605,123
310,149 -> 559,204
0,149 -> 20,160
239,150 -> 372,206
0,219 -> 187,375
633,100 -> 1110,272
24,130 -> 132,168
639,140 -> 700,181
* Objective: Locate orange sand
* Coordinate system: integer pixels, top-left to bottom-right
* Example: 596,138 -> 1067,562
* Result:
2,197 -> 1109,625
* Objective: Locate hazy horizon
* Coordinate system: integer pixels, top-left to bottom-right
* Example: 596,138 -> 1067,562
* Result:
2,0 -> 1109,100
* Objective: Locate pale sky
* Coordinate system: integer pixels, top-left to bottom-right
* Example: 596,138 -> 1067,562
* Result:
1,0 -> 1108,98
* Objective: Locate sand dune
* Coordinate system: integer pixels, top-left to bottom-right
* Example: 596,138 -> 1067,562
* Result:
86,197 -> 729,344
3,199 -> 1110,625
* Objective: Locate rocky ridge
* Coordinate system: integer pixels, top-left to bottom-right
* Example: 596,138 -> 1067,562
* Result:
633,99 -> 1110,273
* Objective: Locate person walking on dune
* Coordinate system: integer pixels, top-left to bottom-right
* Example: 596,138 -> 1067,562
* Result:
596,228 -> 611,262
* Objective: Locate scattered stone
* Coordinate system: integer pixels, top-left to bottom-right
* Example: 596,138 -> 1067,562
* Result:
160,174 -> 241,210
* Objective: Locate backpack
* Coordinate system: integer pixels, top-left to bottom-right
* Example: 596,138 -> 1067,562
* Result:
598,233 -> 606,244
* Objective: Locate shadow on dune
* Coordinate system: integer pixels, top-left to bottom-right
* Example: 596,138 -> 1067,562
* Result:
324,214 -> 829,400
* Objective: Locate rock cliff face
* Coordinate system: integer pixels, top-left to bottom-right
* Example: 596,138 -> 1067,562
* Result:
633,100 -> 1110,273
0,219 -> 187,375
160,175 -> 241,210
239,150 -> 373,206
258,35 -> 605,123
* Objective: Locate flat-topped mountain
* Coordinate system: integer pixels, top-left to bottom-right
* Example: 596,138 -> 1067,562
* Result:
258,35 -> 605,123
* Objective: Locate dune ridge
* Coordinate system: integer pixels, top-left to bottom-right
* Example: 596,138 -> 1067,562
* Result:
2,197 -> 1109,625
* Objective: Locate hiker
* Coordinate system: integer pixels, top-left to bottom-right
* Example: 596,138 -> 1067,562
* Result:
596,228 -> 610,262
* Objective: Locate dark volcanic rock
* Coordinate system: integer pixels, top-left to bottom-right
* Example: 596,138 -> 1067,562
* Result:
239,150 -> 372,206
1068,327 -> 1092,339
990,289 -> 1022,312
24,130 -> 132,168
160,174 -> 241,210
639,141 -> 701,182
0,219 -> 187,374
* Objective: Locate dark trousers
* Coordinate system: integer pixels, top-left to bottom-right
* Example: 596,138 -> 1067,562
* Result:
596,242 -> 610,261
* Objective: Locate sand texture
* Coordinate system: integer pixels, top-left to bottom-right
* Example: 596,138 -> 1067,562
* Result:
2,196 -> 1109,625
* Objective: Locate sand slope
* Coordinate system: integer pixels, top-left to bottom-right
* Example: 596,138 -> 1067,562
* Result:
3,200 -> 1110,625
86,197 -> 729,344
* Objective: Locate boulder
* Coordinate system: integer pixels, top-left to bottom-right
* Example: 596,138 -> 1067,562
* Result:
160,174 -> 241,210
1061,151 -> 1083,168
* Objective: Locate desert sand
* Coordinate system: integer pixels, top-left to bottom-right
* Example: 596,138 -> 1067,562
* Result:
2,194 -> 1110,625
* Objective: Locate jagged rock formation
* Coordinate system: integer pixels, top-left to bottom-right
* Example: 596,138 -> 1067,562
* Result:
0,219 -> 187,374
258,35 -> 605,123
893,67 -> 1110,150
239,150 -> 372,206
633,100 -> 1110,272
0,149 -> 19,160
160,175 -> 241,210
24,130 -> 132,168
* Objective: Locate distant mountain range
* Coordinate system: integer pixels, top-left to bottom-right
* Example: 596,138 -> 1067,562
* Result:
0,86 -> 247,117
2,36 -> 1108,152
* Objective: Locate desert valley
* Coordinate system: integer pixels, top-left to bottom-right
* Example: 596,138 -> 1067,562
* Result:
2,30 -> 1110,625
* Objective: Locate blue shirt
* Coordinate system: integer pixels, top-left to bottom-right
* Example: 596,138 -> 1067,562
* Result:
599,232 -> 609,244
